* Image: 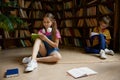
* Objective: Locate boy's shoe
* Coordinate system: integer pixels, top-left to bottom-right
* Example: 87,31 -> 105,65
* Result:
109,50 -> 115,56
25,59 -> 38,72
22,57 -> 31,64
105,48 -> 114,56
100,49 -> 107,59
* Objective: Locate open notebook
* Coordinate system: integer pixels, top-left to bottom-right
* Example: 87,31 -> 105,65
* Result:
67,67 -> 97,78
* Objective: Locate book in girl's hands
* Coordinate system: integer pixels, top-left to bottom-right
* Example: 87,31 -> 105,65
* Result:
67,67 -> 97,79
5,68 -> 19,78
31,33 -> 40,40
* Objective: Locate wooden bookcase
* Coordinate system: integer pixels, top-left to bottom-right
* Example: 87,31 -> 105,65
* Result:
0,0 -> 32,49
59,0 -> 116,49
0,0 -> 118,50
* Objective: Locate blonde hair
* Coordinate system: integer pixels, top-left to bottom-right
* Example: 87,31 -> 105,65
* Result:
99,16 -> 111,26
44,13 -> 57,42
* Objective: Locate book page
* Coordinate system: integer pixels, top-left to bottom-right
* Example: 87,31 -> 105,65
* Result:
90,32 -> 99,37
77,67 -> 97,75
67,67 -> 97,78
67,68 -> 86,78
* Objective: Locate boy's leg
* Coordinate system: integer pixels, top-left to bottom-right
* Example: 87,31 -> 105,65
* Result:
98,34 -> 107,59
98,34 -> 106,49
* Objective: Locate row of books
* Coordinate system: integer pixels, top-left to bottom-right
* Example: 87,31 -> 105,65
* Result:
18,0 -> 42,9
19,30 -> 31,38
64,11 -> 73,18
33,21 -> 43,28
98,5 -> 112,14
87,6 -> 96,16
4,31 -> 14,38
60,28 -> 82,37
19,9 -> 44,19
62,38 -> 82,47
64,1 -> 73,9
20,39 -> 32,47
63,8 -> 84,18
76,8 -> 84,17
4,30 -> 31,39
60,18 -> 97,27
85,18 -> 97,27
18,0 -> 63,11
77,19 -> 84,27
60,20 -> 73,28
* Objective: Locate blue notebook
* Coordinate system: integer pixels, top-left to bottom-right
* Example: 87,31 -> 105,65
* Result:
5,68 -> 19,78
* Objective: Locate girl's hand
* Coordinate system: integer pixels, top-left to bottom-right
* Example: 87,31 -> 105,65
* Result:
39,33 -> 47,41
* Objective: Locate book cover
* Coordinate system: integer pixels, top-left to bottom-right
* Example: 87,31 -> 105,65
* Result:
31,33 -> 40,40
67,67 -> 97,79
5,68 -> 19,78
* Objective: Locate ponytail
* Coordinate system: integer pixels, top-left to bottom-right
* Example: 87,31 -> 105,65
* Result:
52,19 -> 57,42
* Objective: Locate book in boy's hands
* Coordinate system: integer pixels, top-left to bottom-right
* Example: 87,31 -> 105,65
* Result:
90,32 -> 99,37
67,67 -> 97,79
5,68 -> 19,78
31,33 -> 40,40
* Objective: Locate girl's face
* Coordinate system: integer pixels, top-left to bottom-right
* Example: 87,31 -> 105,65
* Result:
100,21 -> 108,29
43,17 -> 52,29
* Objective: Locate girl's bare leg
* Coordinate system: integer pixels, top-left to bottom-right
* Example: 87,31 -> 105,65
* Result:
32,38 -> 47,60
36,51 -> 62,62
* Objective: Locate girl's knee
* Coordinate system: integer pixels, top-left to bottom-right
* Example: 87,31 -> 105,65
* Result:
35,38 -> 42,43
53,53 -> 62,62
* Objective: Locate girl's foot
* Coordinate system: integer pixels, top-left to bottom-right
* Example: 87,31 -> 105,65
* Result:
22,57 -> 31,64
25,59 -> 38,72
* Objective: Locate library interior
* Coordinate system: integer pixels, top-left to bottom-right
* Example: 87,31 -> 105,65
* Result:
0,0 -> 120,80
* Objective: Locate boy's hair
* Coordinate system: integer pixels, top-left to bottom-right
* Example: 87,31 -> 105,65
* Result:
44,13 -> 57,42
99,16 -> 111,26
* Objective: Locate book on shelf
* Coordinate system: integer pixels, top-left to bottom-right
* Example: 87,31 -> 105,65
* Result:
77,19 -> 84,27
87,0 -> 97,5
67,67 -> 97,79
5,68 -> 19,78
76,8 -> 83,17
98,5 -> 112,14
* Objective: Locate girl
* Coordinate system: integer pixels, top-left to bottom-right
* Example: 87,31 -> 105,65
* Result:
85,16 -> 114,59
22,13 -> 62,72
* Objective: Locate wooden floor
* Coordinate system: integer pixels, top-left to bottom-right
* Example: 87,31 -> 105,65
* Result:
0,47 -> 120,80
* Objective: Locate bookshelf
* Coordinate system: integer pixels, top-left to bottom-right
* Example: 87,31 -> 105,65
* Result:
59,0 -> 117,49
0,0 -> 119,50
59,0 -> 84,47
0,0 -> 32,49
84,0 -> 115,49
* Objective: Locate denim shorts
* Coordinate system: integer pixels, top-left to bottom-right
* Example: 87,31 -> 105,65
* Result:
37,35 -> 59,57
37,48 -> 59,57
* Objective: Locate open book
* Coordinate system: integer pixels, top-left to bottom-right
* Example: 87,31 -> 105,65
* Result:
67,67 -> 97,78
90,32 -> 99,37
31,33 -> 40,40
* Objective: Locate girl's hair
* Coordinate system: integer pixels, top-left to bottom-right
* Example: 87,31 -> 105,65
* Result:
99,16 -> 111,26
44,13 -> 57,42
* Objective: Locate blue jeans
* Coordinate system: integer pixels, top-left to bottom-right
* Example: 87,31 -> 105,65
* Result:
85,34 -> 106,53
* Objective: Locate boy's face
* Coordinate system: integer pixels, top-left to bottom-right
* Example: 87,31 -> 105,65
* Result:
43,17 -> 52,29
100,21 -> 108,29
